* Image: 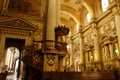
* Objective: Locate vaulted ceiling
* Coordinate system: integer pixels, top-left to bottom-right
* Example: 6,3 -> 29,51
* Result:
0,0 -> 103,35
60,0 -> 101,34
61,0 -> 83,25
60,0 -> 93,34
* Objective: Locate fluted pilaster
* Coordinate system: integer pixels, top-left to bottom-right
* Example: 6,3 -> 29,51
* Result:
92,23 -> 100,62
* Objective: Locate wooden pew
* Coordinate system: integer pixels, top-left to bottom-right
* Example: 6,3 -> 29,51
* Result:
42,71 -> 117,80
0,71 -> 8,80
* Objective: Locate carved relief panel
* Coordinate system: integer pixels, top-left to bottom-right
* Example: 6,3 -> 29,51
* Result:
83,28 -> 95,71
99,19 -> 119,69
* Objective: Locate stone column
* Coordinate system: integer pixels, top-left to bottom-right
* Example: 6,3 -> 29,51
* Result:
92,23 -> 100,62
79,32 -> 84,71
92,22 -> 103,70
46,0 -> 57,40
44,0 -> 60,71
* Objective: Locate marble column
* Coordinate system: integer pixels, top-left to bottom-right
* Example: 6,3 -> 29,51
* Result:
79,33 -> 84,64
79,33 -> 84,71
44,0 -> 60,71
92,23 -> 101,62
46,0 -> 57,40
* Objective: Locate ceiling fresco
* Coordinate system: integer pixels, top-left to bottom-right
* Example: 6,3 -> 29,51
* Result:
8,0 -> 46,17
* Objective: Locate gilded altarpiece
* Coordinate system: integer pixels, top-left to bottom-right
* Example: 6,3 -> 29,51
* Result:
83,28 -> 95,71
71,36 -> 81,71
99,18 -> 120,70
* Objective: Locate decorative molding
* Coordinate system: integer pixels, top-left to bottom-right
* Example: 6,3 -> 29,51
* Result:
1,29 -> 31,36
0,17 -> 37,31
100,30 -> 117,46
47,54 -> 55,66
61,5 -> 80,21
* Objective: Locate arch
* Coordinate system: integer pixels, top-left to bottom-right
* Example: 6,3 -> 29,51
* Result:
82,0 -> 95,19
60,11 -> 80,25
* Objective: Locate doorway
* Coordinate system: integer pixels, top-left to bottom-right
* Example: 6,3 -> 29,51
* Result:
5,38 -> 25,79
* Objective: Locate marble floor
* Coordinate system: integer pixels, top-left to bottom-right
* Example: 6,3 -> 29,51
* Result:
6,72 -> 21,80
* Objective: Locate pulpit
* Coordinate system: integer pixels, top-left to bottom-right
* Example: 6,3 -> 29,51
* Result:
21,25 -> 69,80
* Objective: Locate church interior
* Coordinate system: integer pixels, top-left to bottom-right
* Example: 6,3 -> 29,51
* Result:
0,0 -> 120,80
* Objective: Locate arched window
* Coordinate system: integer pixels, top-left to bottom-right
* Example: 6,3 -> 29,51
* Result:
101,0 -> 109,12
87,12 -> 91,22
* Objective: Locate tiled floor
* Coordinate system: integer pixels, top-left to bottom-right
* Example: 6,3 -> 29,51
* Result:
6,72 -> 21,80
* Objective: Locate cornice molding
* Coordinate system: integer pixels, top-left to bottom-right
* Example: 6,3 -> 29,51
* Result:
1,29 -> 32,36
0,17 -> 37,31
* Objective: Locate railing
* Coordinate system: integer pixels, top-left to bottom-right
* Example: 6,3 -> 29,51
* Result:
33,40 -> 67,53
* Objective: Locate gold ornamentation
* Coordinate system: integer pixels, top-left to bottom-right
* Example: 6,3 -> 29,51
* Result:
33,55 -> 40,64
47,54 -> 55,66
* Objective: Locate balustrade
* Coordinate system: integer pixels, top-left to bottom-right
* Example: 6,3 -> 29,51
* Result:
33,40 -> 67,52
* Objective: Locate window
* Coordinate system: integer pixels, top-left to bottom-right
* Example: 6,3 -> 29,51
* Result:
102,0 -> 109,12
76,24 -> 79,32
87,12 -> 91,22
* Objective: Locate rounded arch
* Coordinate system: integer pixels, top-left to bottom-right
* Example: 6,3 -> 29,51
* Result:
60,11 -> 80,25
60,10 -> 80,35
82,0 -> 95,19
